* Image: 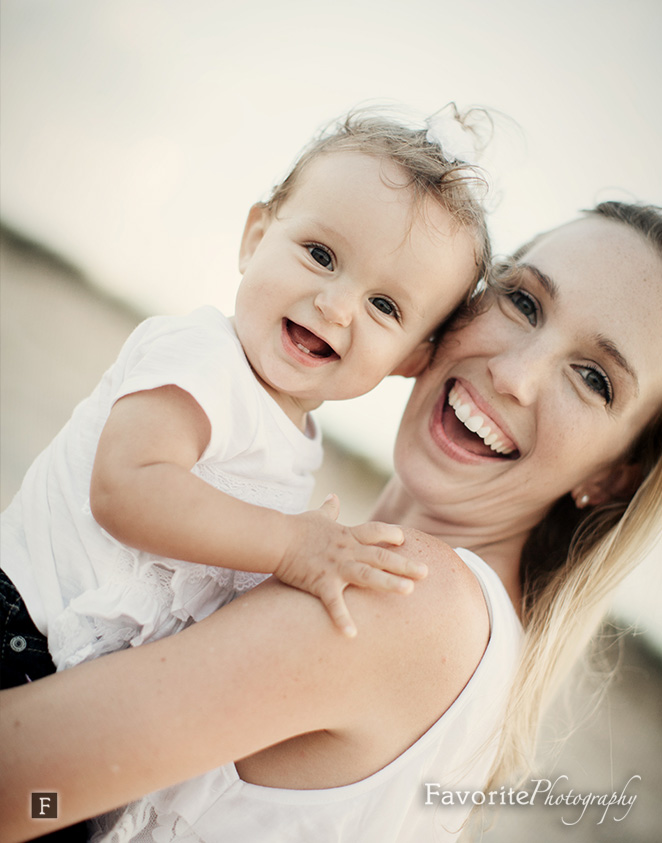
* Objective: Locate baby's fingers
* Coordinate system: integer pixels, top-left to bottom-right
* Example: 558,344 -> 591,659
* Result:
350,560 -> 418,595
358,544 -> 428,582
318,586 -> 357,638
316,493 -> 340,521
351,521 -> 404,548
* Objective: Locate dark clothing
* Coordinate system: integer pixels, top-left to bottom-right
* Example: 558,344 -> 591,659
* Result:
1,567 -> 58,688
1,567 -> 89,842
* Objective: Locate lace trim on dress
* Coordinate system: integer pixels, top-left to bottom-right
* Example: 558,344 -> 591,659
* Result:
90,802 -> 205,843
49,543 -> 268,670
192,462 -> 309,514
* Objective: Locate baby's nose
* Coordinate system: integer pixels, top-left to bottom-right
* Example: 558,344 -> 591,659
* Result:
314,286 -> 355,327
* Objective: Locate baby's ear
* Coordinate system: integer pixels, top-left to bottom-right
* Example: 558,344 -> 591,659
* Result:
238,203 -> 271,272
390,338 -> 434,378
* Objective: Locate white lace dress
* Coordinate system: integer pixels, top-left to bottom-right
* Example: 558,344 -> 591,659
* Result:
1,307 -> 322,669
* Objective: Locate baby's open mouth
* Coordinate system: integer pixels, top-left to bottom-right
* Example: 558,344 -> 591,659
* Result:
285,320 -> 337,359
442,380 -> 519,459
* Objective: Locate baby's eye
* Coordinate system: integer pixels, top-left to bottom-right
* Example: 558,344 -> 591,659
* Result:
307,244 -> 334,269
370,296 -> 400,320
574,365 -> 613,404
507,290 -> 538,326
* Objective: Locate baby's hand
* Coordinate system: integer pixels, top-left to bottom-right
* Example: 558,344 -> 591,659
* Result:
275,494 -> 428,638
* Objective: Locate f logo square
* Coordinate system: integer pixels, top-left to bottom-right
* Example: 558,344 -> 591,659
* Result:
31,792 -> 58,818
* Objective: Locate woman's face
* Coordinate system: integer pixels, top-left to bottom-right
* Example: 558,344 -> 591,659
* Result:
395,215 -> 662,528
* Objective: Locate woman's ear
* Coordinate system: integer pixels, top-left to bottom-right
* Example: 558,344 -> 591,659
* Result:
390,337 -> 435,378
238,203 -> 271,273
572,461 -> 642,509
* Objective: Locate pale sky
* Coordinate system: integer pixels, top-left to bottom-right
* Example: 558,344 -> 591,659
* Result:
2,0 -> 661,468
1,0 -> 661,644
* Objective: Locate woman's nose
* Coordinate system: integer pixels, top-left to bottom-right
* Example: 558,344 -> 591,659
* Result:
314,286 -> 354,327
487,342 -> 548,406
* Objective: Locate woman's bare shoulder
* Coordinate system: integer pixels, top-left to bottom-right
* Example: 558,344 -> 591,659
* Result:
233,526 -> 490,733
398,526 -> 490,619
237,529 -> 492,787
334,527 -> 490,735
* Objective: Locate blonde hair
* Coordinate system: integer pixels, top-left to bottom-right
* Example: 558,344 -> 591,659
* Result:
489,201 -> 662,787
263,107 -> 492,300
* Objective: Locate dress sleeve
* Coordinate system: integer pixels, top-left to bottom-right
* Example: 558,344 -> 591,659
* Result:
111,307 -> 258,462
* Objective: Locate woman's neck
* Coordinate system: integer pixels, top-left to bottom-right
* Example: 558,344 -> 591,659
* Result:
371,477 -> 526,612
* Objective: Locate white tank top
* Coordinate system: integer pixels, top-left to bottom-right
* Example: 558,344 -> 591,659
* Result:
91,548 -> 523,843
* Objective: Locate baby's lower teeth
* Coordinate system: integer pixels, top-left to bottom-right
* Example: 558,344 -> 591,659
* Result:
297,343 -> 311,354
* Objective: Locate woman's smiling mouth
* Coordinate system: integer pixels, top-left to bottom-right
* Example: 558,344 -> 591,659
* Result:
431,379 -> 520,463
448,382 -> 517,455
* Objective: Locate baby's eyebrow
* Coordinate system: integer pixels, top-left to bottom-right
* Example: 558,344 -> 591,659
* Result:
379,279 -> 424,318
299,218 -> 349,246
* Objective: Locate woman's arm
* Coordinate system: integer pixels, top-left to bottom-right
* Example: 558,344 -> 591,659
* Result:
0,531 -> 489,842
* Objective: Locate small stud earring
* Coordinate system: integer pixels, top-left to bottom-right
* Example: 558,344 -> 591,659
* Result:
577,494 -> 590,509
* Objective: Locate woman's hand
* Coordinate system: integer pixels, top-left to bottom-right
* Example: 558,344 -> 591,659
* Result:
275,494 -> 428,637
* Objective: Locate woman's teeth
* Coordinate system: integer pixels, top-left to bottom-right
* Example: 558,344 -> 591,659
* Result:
448,383 -> 515,455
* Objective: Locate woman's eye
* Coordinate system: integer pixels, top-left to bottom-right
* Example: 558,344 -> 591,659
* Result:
575,365 -> 613,404
507,290 -> 538,326
307,244 -> 333,269
370,296 -> 400,320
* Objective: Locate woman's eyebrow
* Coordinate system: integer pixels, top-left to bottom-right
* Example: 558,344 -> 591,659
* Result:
519,263 -> 558,300
520,262 -> 639,393
595,335 -> 639,395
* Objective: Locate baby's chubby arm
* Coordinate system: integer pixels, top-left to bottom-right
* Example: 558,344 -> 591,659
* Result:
91,385 -> 426,635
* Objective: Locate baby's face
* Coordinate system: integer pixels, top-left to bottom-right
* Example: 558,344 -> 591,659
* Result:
234,151 -> 477,414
